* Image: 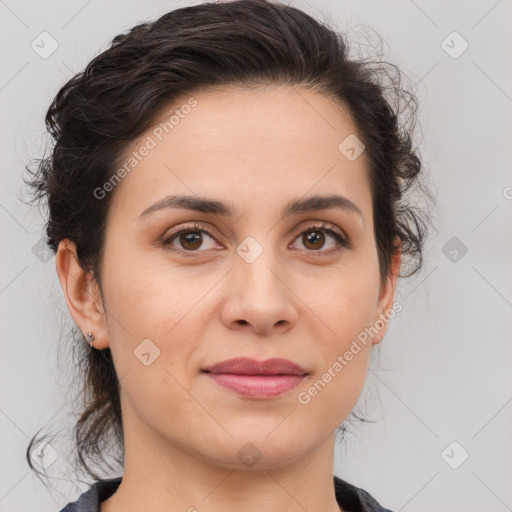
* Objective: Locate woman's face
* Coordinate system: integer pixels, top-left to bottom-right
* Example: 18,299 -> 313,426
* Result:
86,85 -> 399,469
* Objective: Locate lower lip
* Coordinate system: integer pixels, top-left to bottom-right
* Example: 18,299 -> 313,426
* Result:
204,373 -> 307,398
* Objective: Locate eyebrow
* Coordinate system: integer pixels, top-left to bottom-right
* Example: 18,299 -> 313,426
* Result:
138,193 -> 364,221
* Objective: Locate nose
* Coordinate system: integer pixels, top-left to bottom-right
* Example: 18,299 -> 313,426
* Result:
220,247 -> 298,335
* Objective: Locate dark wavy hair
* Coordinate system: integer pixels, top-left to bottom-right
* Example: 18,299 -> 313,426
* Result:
25,0 -> 434,485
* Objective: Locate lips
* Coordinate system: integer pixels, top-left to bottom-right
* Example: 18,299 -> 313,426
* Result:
202,357 -> 308,376
202,357 -> 308,398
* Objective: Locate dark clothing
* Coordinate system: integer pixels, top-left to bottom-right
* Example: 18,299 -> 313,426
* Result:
58,475 -> 394,512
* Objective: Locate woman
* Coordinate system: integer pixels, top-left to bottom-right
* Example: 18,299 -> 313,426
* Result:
25,0 -> 432,510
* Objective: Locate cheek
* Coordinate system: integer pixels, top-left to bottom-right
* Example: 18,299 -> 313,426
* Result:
102,250 -> 210,340
301,263 -> 380,346
293,269 -> 378,416
295,276 -> 376,420
101,258 -> 206,435
297,351 -> 370,434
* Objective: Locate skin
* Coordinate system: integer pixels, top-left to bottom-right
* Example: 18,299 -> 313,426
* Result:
56,85 -> 401,512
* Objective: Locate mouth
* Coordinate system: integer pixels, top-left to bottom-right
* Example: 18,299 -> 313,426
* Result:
202,357 -> 308,399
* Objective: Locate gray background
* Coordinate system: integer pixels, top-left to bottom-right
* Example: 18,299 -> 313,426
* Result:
1,0 -> 511,511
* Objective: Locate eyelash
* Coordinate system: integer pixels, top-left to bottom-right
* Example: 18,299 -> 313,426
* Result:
163,222 -> 351,257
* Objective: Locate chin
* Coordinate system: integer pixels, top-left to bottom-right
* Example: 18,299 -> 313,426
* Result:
199,433 -> 306,471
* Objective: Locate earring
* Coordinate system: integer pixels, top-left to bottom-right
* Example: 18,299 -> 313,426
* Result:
87,332 -> 96,349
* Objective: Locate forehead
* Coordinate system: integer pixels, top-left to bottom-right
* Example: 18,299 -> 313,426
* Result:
108,85 -> 371,223
152,85 -> 360,157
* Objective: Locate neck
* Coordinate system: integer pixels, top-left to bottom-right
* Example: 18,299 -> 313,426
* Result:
101,410 -> 343,512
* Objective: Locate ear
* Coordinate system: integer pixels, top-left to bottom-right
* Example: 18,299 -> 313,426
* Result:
372,236 -> 402,346
55,239 -> 109,349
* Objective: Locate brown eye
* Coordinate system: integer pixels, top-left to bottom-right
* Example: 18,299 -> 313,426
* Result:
178,231 -> 203,251
302,230 -> 326,250
292,224 -> 349,254
164,224 -> 219,255
164,221 -> 350,258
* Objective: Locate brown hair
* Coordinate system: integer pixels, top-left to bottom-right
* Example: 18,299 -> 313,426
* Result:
25,0 -> 434,483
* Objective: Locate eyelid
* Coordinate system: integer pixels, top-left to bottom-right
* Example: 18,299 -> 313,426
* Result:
292,220 -> 347,241
163,222 -> 219,246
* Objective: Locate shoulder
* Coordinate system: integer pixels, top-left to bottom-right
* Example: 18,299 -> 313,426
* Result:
57,475 -> 392,512
334,475 -> 395,512
57,477 -> 122,512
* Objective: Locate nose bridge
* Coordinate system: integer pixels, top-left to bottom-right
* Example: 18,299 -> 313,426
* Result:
234,233 -> 283,295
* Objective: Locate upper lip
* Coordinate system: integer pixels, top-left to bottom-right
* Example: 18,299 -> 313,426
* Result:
202,357 -> 308,376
